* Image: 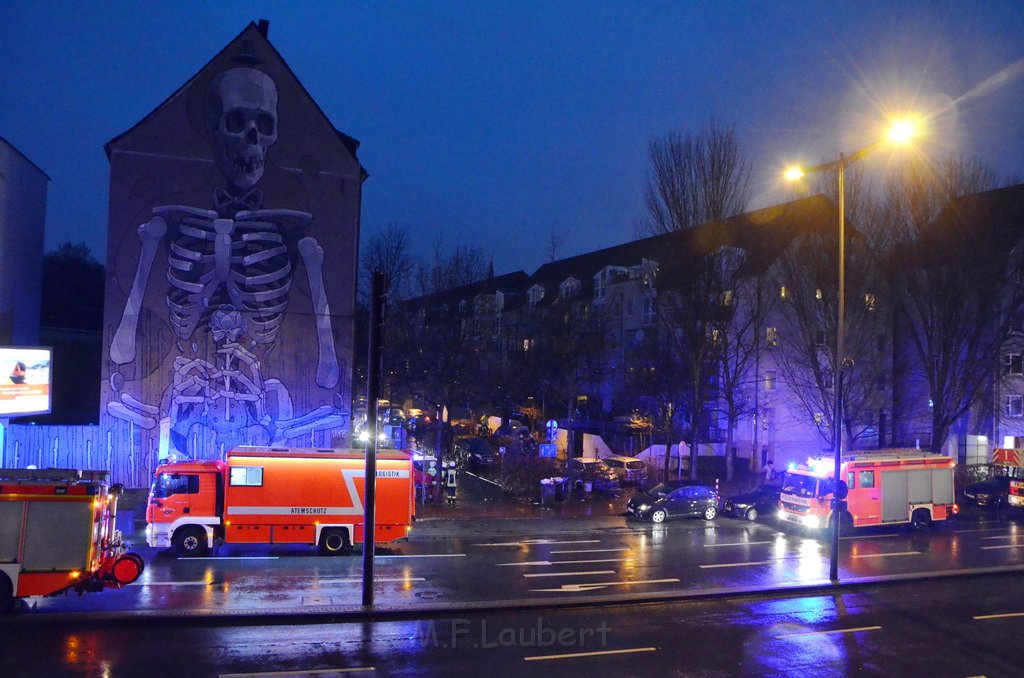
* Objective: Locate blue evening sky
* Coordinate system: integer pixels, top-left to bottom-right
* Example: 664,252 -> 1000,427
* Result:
1,1 -> 1022,276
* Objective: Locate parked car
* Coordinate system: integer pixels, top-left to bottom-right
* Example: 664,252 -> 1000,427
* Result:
454,436 -> 499,471
963,475 -> 1013,509
626,481 -> 719,523
603,455 -> 648,486
566,458 -> 621,494
722,483 -> 782,521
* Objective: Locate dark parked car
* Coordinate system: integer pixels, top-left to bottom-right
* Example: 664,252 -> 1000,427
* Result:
963,475 -> 1013,508
723,483 -> 782,521
566,458 -> 621,494
454,436 -> 499,471
626,481 -> 719,523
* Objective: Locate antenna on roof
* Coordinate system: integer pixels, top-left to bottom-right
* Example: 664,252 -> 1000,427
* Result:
257,19 -> 270,37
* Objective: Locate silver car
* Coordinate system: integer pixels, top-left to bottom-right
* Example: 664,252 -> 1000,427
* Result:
603,455 -> 648,485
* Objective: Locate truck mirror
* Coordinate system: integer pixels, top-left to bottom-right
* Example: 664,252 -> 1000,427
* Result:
109,483 -> 125,496
834,480 -> 849,500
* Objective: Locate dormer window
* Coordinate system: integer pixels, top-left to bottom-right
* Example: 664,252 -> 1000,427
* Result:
559,277 -> 581,300
528,285 -> 545,306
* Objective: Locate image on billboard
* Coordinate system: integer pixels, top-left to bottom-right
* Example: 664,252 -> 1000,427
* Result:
0,346 -> 52,417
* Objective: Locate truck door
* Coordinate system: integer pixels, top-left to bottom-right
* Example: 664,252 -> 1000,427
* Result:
152,473 -> 201,523
881,470 -> 909,522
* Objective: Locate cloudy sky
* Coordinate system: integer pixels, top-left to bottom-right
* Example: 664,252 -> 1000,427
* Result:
2,1 -> 1022,276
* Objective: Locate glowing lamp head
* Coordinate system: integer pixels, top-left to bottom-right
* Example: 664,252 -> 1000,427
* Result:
784,166 -> 805,182
887,118 -> 919,145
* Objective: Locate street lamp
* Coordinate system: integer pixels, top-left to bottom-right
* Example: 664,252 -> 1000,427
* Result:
785,117 -> 920,582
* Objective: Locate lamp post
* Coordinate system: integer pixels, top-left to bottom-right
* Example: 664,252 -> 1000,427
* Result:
785,117 -> 919,582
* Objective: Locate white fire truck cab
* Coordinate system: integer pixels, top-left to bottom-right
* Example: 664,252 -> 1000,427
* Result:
777,450 -> 958,531
0,468 -> 143,613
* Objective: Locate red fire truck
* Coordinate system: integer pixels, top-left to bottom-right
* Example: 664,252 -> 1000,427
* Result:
991,446 -> 1024,508
0,468 -> 144,613
146,446 -> 415,556
777,450 -> 958,531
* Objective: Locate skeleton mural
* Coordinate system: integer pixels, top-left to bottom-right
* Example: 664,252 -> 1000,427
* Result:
107,66 -> 347,458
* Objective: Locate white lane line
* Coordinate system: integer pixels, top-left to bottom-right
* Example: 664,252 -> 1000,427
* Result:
850,551 -> 921,558
523,570 -> 617,578
475,539 -> 601,547
954,527 -> 1007,534
132,581 -> 214,587
498,559 -> 633,566
181,556 -> 279,560
323,577 -> 426,583
700,559 -> 792,569
981,535 -> 1018,540
974,612 -> 1024,620
220,670 -> 374,677
550,548 -> 631,554
525,647 -> 657,662
531,578 -> 679,593
776,626 -> 882,639
380,557 -> 468,561
704,541 -> 774,547
840,534 -> 902,540
981,544 -> 1024,550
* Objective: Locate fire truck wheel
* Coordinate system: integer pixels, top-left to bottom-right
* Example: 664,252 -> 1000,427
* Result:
318,529 -> 352,556
0,573 -> 13,614
911,508 -> 932,530
173,527 -> 210,557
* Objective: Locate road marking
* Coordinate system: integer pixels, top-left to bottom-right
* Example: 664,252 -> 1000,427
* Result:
850,551 -> 921,558
182,556 -> 279,560
531,578 -> 679,593
973,612 -> 1024,620
776,626 -> 881,639
498,558 -> 633,566
840,533 -> 902,540
323,577 -> 426,583
380,557 -> 468,561
550,548 -> 631,554
980,544 -> 1024,550
523,570 -> 617,578
524,647 -> 657,662
699,559 -> 792,569
704,541 -> 774,547
954,527 -> 1006,534
475,539 -> 601,547
220,670 -> 374,677
981,535 -> 1018,540
132,581 -> 215,587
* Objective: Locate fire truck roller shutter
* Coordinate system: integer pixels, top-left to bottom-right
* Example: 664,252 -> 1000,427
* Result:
23,502 -> 92,570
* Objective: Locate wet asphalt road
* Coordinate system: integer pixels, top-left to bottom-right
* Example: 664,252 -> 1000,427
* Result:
3,573 -> 1024,676
10,499 -> 1024,616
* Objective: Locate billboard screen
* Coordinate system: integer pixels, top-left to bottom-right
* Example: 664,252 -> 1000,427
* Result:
0,346 -> 52,417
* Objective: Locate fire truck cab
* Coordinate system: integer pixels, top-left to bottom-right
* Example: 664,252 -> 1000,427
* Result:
991,447 -> 1024,509
0,468 -> 143,613
777,450 -> 957,531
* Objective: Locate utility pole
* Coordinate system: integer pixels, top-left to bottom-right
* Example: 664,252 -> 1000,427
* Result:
362,270 -> 385,607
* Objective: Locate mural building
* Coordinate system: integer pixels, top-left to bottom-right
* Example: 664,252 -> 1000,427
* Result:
100,22 -> 364,485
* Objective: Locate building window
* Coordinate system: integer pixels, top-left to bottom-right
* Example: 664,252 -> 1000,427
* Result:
627,299 -> 634,317
720,290 -> 734,306
815,288 -> 823,300
814,412 -> 824,425
764,370 -> 776,391
521,338 -> 534,352
1005,395 -> 1023,417
766,327 -> 778,347
1011,313 -> 1024,334
1004,353 -> 1024,375
780,286 -> 789,300
865,293 -> 876,311
642,297 -> 655,325
528,285 -> 545,306
815,329 -> 826,346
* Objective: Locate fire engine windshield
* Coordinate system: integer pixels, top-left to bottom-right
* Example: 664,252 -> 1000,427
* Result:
151,473 -> 199,498
781,473 -> 818,499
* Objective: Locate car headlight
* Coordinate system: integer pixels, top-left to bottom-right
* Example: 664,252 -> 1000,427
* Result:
637,503 -> 651,511
776,509 -> 787,520
801,515 -> 820,528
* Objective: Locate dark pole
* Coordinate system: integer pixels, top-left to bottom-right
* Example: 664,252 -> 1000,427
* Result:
829,155 -> 846,583
362,270 -> 386,607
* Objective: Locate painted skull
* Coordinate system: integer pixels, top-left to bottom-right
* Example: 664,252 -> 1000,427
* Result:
206,67 -> 278,189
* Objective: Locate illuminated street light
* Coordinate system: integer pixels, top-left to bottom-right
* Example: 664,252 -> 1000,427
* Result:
785,117 -> 920,583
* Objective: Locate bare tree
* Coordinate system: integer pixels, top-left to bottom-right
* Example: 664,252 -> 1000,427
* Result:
360,223 -> 414,304
880,156 -> 1017,452
415,239 -> 489,296
639,120 -> 752,237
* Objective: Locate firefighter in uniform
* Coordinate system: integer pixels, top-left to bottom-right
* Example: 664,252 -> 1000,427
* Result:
444,461 -> 458,506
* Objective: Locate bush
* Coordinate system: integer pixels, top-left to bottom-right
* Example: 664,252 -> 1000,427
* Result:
498,452 -> 560,499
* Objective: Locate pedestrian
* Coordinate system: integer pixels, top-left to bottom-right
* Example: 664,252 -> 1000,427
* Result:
762,460 -> 775,485
444,461 -> 458,506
